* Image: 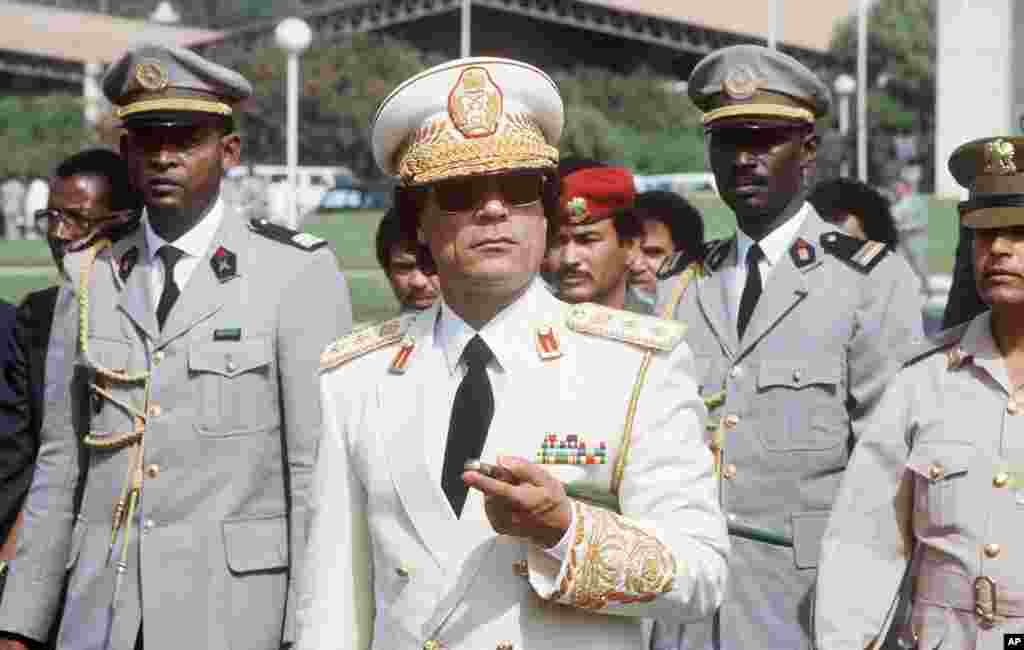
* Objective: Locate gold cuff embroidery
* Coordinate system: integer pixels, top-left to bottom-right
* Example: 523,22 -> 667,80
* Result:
552,501 -> 676,610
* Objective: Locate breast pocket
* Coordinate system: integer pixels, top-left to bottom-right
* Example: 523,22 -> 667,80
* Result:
906,441 -> 973,531
756,357 -> 845,451
188,336 -> 279,436
84,337 -> 137,438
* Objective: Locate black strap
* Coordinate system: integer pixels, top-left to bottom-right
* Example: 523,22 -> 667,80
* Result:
156,245 -> 184,330
441,335 -> 495,518
737,243 -> 763,339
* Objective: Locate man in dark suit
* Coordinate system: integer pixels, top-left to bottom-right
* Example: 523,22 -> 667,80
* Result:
0,298 -> 27,555
0,149 -> 141,620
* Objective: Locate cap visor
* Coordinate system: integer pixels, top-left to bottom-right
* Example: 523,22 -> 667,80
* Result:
121,111 -> 230,129
706,115 -> 811,130
962,206 -> 1024,229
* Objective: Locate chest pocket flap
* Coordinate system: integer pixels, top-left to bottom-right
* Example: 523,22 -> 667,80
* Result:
758,357 -> 841,390
906,441 -> 973,530
189,337 -> 272,378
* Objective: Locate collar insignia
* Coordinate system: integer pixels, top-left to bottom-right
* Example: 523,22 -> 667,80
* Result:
210,246 -> 237,282
535,324 -> 562,360
790,237 -> 816,268
118,246 -> 138,282
389,335 -> 417,374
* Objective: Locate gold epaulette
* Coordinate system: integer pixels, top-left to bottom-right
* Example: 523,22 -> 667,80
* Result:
566,303 -> 686,352
320,315 -> 413,372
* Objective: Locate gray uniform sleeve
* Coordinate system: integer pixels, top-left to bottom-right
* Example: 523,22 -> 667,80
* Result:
815,369 -> 917,649
848,252 -> 923,440
0,290 -> 80,642
277,250 -> 352,644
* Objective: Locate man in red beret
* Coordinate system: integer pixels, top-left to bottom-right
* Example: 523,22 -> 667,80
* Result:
553,160 -> 647,310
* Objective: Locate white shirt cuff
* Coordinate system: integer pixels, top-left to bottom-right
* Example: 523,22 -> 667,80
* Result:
541,500 -> 577,561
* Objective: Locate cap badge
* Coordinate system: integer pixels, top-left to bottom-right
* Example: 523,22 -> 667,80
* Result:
134,59 -> 169,93
448,66 -> 503,139
722,65 -> 760,101
983,138 -> 1017,175
567,196 -> 588,224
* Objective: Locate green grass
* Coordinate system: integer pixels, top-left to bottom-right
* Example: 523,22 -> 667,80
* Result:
0,200 -> 963,320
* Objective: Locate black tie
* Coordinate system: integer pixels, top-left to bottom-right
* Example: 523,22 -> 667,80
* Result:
156,245 -> 185,330
737,243 -> 764,339
442,335 -> 495,518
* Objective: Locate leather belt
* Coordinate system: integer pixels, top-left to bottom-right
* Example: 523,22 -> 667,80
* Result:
917,572 -> 1024,627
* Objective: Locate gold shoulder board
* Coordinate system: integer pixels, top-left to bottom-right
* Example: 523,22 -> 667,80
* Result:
566,303 -> 686,352
320,315 -> 413,372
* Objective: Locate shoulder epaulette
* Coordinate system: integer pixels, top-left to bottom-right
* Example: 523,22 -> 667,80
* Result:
902,321 -> 970,369
249,218 -> 327,251
320,315 -> 412,372
704,238 -> 732,272
820,231 -> 891,273
566,303 -> 686,351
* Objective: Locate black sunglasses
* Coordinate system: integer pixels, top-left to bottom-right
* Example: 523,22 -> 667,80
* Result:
431,172 -> 545,213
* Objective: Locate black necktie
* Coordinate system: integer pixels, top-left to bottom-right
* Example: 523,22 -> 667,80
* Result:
737,243 -> 764,339
442,334 -> 495,518
156,245 -> 185,330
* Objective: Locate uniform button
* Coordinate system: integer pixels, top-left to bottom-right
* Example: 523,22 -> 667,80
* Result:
153,350 -> 165,364
145,464 -> 160,479
994,472 -> 1011,488
722,464 -> 737,480
225,354 -> 237,373
422,640 -> 443,650
724,414 -> 740,429
496,643 -> 514,650
148,404 -> 162,417
395,566 -> 410,578
143,519 -> 155,532
792,370 -> 802,383
928,463 -> 945,480
512,561 -> 528,577
984,543 -> 1001,558
729,365 -> 743,379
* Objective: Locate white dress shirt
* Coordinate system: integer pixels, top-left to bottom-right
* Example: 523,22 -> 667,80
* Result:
726,202 -> 810,326
433,279 -> 575,556
143,196 -> 226,310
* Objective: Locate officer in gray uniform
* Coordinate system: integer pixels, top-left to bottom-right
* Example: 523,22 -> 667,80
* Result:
655,45 -> 923,649
0,45 -> 352,650
816,135 -> 1024,650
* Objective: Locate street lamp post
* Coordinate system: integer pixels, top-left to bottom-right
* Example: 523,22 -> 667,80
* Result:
274,17 -> 313,229
833,73 -> 856,177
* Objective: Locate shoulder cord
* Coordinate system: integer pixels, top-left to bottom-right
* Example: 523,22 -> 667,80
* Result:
611,263 -> 703,496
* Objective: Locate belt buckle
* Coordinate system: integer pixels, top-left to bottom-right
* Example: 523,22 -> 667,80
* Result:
974,575 -> 998,628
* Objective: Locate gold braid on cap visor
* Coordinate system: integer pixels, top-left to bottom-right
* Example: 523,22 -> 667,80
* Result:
702,104 -> 814,126
116,98 -> 233,119
395,112 -> 558,187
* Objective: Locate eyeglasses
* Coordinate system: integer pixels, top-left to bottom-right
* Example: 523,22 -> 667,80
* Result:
35,208 -> 139,234
431,172 -> 546,213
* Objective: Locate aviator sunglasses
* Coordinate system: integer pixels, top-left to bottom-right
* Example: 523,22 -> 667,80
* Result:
431,172 -> 546,213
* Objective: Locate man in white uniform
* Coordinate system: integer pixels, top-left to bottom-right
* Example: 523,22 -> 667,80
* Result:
298,57 -> 730,650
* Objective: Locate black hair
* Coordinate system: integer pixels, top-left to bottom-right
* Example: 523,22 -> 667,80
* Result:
808,178 -> 899,245
375,207 -> 408,271
54,148 -> 142,212
631,191 -> 706,261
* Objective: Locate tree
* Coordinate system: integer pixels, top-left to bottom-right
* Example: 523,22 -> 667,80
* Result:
0,95 -> 98,177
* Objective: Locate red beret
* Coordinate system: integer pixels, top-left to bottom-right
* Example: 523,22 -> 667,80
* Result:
559,166 -> 636,226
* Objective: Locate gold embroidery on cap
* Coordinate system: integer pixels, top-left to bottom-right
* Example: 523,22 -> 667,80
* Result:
134,59 -> 169,92
722,65 -> 760,101
984,139 -> 1017,175
448,67 -> 503,139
